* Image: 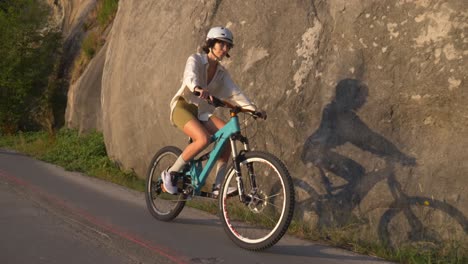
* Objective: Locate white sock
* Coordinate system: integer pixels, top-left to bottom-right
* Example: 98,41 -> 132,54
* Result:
214,162 -> 227,188
169,156 -> 187,173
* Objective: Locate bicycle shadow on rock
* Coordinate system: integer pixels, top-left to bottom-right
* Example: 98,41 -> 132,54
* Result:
300,78 -> 414,229
299,78 -> 468,249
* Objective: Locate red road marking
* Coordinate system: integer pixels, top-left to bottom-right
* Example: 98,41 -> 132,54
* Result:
0,170 -> 189,264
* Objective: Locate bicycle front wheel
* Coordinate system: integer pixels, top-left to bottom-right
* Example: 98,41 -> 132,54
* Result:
145,146 -> 186,221
219,151 -> 295,250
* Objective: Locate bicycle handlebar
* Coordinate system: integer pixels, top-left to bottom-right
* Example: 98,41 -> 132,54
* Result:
193,91 -> 266,119
193,91 -> 226,107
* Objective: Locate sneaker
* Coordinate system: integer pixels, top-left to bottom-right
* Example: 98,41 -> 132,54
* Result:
212,186 -> 237,197
161,170 -> 178,194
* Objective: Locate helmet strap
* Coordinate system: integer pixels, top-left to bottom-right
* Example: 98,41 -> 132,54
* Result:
209,47 -> 221,62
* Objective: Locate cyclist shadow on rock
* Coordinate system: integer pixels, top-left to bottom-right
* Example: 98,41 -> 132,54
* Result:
300,78 -> 416,228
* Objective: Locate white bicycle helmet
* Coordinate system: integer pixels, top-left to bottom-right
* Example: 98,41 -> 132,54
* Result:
206,26 -> 234,45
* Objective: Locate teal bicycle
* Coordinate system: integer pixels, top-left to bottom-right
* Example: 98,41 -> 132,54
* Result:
145,96 -> 295,251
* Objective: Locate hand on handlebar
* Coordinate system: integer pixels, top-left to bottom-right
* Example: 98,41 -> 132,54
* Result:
254,110 -> 267,120
192,89 -> 265,117
194,87 -> 213,102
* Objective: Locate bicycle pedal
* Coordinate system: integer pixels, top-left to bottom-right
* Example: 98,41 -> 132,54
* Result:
227,190 -> 239,198
200,191 -> 217,199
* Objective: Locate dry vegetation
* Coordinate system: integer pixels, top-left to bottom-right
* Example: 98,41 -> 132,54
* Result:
70,0 -> 118,83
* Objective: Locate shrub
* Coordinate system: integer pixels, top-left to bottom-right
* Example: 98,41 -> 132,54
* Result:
0,0 -> 62,134
97,0 -> 119,27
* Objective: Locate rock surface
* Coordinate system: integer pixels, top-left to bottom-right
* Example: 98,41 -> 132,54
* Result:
65,42 -> 106,133
46,0 -> 98,127
48,0 -> 97,70
68,0 -> 468,249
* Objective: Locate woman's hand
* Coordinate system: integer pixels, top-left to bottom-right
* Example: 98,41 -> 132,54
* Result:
254,110 -> 267,120
194,86 -> 212,101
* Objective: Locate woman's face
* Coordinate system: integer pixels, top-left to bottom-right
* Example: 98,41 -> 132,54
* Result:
211,40 -> 232,60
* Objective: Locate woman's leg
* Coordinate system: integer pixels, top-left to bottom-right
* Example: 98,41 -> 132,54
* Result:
163,118 -> 211,194
202,116 -> 231,189
179,119 -> 211,162
168,118 -> 211,174
170,99 -> 210,172
202,115 -> 230,161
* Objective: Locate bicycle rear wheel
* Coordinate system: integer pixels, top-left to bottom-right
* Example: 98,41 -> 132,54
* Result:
219,151 -> 295,250
378,196 -> 468,250
145,146 -> 186,221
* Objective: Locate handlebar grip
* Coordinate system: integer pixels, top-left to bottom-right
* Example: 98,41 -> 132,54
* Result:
211,97 -> 225,107
254,111 -> 267,120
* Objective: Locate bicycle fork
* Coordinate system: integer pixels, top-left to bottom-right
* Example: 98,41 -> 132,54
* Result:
229,134 -> 257,204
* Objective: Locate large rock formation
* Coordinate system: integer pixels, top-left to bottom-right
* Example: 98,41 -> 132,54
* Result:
47,0 -> 97,37
66,42 -> 106,133
69,0 -> 468,250
47,0 -> 98,127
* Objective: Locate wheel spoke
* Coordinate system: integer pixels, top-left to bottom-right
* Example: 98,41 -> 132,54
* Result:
256,195 -> 284,211
145,147 -> 186,221
257,210 -> 279,225
220,151 -> 294,250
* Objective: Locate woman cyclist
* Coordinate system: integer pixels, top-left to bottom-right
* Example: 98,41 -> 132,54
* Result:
162,26 -> 266,196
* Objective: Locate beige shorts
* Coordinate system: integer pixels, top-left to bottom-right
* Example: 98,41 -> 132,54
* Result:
172,97 -> 198,130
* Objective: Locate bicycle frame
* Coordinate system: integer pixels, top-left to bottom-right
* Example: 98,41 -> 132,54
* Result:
185,113 -> 242,194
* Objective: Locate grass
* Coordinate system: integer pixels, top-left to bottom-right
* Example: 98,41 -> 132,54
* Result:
288,221 -> 467,264
0,129 -> 144,191
81,31 -> 100,59
1,129 -> 467,264
97,0 -> 119,27
70,30 -> 102,83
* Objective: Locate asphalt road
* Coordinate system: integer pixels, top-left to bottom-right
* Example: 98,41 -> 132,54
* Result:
0,149 -> 393,264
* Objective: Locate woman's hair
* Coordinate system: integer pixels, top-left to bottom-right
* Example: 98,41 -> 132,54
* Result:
201,39 -> 217,54
201,39 -> 231,58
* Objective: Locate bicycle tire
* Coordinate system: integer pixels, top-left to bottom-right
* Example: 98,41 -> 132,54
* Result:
219,151 -> 295,250
145,146 -> 186,221
378,196 -> 468,249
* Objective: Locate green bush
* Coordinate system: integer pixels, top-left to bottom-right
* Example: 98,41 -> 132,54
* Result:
0,0 -> 62,134
97,0 -> 119,27
81,32 -> 99,59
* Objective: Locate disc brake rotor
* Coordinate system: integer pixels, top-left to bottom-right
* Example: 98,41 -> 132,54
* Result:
248,190 -> 268,213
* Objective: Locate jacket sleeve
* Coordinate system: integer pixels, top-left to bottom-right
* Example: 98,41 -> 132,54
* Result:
221,71 -> 257,111
183,55 -> 201,92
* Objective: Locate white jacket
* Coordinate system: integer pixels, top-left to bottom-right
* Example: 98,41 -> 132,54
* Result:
170,53 -> 257,126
